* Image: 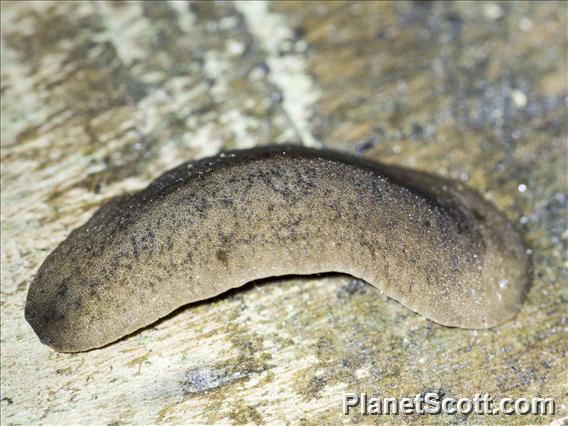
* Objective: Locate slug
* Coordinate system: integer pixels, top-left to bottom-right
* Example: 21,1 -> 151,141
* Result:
25,145 -> 529,352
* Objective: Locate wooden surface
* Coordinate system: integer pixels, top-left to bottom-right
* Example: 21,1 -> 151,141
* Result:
1,1 -> 566,424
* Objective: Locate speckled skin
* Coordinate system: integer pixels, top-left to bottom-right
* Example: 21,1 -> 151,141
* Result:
25,145 -> 529,352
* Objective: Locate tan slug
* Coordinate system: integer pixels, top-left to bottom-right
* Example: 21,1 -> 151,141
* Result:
25,145 -> 530,352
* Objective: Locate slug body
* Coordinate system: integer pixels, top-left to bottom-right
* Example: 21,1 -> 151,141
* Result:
25,145 -> 529,352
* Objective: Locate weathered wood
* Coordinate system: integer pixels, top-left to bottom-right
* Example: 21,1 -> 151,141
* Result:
1,1 -> 566,424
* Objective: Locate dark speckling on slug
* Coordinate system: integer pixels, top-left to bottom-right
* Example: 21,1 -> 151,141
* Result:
25,145 -> 530,352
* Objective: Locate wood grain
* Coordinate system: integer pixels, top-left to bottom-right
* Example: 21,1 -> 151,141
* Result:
1,1 -> 566,424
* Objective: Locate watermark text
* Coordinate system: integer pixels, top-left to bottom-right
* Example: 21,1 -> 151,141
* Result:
343,392 -> 555,416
